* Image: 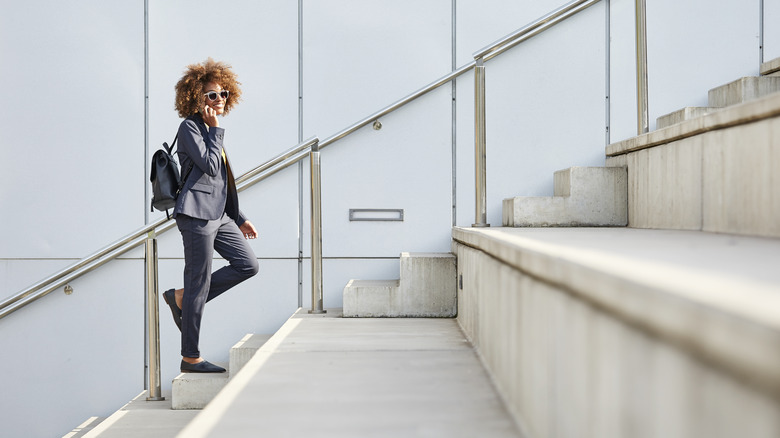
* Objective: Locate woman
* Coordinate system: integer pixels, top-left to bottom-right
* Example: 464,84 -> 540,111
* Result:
162,58 -> 259,373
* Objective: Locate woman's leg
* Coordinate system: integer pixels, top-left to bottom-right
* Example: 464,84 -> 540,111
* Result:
176,214 -> 220,359
205,213 -> 259,302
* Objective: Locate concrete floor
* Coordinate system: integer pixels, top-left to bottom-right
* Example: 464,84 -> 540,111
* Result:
65,391 -> 198,438
77,310 -> 523,438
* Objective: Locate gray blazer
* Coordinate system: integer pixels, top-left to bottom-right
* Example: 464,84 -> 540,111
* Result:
173,115 -> 246,226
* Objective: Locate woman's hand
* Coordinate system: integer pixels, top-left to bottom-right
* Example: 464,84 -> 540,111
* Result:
200,105 -> 219,127
239,220 -> 258,239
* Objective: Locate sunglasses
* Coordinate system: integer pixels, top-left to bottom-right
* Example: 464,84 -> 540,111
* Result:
203,90 -> 229,101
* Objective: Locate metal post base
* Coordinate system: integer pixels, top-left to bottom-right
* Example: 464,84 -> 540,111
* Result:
308,309 -> 327,314
472,223 -> 491,228
146,395 -> 165,401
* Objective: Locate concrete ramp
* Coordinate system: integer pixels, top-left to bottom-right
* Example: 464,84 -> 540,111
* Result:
179,310 -> 522,438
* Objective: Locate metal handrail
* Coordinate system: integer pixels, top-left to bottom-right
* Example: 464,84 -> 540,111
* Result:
0,136 -> 319,320
473,0 -> 602,61
318,62 -> 476,150
635,0 -> 649,134
1,0 -> 649,314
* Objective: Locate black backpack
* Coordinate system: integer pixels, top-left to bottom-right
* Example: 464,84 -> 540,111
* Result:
150,134 -> 193,218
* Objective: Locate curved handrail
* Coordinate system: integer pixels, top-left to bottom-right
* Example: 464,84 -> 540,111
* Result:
0,136 -> 319,319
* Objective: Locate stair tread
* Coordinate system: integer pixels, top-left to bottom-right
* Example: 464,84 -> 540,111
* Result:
173,371 -> 229,381
400,252 -> 455,258
231,333 -> 273,351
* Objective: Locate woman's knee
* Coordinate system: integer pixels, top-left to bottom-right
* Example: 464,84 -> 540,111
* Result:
241,257 -> 259,278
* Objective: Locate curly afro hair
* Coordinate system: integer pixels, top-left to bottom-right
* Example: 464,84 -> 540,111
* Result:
174,58 -> 242,118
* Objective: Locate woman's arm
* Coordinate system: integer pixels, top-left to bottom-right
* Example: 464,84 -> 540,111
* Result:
178,118 -> 224,177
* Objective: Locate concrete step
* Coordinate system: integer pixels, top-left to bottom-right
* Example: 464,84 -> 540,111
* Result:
708,76 -> 780,107
343,252 -> 456,317
656,106 -> 721,129
761,56 -> 780,76
229,333 -> 272,377
172,333 -> 270,410
171,363 -> 229,410
502,166 -> 627,227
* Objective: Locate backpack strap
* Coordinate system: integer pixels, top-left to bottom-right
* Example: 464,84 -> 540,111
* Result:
177,161 -> 194,194
163,134 -> 179,155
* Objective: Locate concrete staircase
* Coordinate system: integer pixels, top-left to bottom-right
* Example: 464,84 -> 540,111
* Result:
657,73 -> 780,129
64,55 -> 780,438
502,166 -> 627,227
343,252 -> 457,317
657,56 -> 780,129
171,333 -> 271,410
505,57 -> 780,229
606,61 -> 780,237
462,57 -> 780,437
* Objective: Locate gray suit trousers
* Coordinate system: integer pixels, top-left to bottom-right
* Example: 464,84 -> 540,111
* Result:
176,213 -> 259,358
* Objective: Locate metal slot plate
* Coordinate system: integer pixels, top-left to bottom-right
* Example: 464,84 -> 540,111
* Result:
349,209 -> 404,222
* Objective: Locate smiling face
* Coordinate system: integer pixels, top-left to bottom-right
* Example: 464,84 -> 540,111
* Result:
202,81 -> 228,115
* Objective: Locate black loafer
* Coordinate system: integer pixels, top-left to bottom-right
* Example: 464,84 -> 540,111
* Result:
180,360 -> 226,373
162,289 -> 182,331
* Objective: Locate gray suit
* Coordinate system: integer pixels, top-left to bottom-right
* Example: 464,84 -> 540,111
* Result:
173,114 -> 259,359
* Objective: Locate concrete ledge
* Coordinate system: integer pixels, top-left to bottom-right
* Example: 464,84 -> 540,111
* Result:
607,90 -> 780,156
453,227 -> 780,398
454,227 -> 780,436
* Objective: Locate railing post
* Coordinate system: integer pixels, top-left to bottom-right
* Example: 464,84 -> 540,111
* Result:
635,0 -> 649,134
473,57 -> 490,227
309,141 -> 326,314
145,231 -> 164,401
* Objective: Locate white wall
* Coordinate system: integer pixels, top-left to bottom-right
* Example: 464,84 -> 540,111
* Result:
0,3 -> 145,436
767,0 -> 780,61
0,1 -> 145,258
0,0 -> 777,436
